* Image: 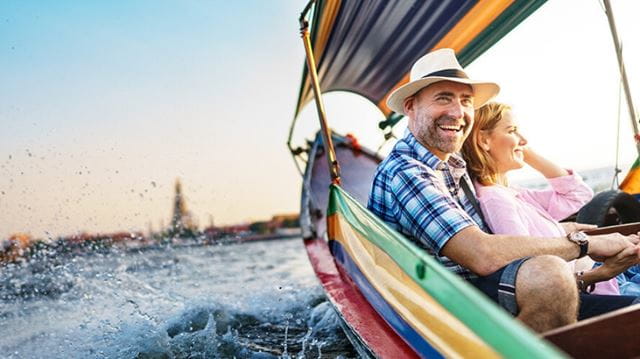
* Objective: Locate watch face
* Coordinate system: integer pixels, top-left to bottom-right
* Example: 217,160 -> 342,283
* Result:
571,231 -> 588,243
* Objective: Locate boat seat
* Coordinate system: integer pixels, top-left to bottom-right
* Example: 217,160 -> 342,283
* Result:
543,303 -> 640,358
543,222 -> 640,358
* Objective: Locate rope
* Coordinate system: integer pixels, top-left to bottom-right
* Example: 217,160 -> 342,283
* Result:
612,75 -> 623,189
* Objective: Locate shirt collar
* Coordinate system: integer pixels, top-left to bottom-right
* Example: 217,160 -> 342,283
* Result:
402,130 -> 468,175
475,182 -> 519,198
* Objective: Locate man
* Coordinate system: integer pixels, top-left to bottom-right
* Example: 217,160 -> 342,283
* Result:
368,48 -> 640,332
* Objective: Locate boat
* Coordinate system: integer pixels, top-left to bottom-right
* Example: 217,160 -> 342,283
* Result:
289,1 -> 640,357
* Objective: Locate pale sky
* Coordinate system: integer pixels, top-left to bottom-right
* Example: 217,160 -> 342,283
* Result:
2,1 -> 640,239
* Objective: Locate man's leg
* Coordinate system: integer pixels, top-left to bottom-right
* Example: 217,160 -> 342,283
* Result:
515,255 -> 579,332
578,293 -> 639,320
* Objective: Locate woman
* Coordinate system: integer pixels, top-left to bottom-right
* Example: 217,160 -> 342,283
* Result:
461,102 -> 635,295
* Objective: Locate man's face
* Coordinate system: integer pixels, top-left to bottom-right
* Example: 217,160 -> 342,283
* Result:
404,81 -> 474,160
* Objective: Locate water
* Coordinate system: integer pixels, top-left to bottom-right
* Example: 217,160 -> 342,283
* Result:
1,167 -> 622,358
0,239 -> 356,358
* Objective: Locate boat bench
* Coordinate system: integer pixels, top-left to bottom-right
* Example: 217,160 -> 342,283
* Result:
543,222 -> 640,358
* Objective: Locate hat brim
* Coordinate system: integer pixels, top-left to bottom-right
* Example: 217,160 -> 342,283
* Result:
386,77 -> 500,115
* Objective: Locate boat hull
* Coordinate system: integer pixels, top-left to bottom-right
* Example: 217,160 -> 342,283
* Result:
300,132 -> 564,358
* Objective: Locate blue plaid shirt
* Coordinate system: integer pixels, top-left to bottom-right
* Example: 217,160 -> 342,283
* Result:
367,131 -> 488,279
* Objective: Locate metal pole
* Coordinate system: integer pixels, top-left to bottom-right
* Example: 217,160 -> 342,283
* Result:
603,0 -> 640,156
299,4 -> 341,184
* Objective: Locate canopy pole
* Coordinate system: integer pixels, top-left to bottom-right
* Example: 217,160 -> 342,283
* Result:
299,1 -> 341,184
603,0 -> 640,156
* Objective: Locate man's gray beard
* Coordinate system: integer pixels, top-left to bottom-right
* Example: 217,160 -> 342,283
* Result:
413,115 -> 464,155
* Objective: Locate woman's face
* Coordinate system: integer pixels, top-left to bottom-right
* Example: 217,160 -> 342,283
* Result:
483,110 -> 527,174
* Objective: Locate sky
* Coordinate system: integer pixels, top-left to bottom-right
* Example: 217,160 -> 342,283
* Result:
1,1 -> 640,239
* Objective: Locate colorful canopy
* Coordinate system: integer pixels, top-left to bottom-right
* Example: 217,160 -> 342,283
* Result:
294,0 -> 547,121
620,157 -> 640,195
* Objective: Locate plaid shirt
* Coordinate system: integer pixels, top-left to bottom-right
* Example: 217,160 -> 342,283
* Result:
367,131 -> 488,279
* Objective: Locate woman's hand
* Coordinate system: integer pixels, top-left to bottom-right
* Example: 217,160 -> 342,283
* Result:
521,146 -> 534,164
561,222 -> 597,234
580,244 -> 640,288
595,245 -> 640,280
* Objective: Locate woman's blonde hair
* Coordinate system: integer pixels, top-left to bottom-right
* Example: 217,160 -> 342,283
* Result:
461,102 -> 511,186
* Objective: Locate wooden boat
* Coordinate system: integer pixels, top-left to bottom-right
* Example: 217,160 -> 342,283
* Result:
290,1 -> 640,357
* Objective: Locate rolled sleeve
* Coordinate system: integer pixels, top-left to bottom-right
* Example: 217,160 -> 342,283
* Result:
519,170 -> 594,221
547,170 -> 593,196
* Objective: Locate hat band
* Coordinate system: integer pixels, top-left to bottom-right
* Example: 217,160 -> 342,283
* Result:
421,68 -> 468,79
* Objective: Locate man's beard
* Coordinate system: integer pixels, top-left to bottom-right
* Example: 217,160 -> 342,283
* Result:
413,114 -> 468,155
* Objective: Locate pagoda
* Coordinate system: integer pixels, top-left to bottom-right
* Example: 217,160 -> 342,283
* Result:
169,179 -> 196,237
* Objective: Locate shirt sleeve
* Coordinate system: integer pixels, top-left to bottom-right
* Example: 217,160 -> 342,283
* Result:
391,167 -> 477,254
479,196 -> 530,236
517,171 -> 594,221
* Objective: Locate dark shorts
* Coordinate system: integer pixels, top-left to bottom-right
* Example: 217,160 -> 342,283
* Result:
468,257 -> 640,320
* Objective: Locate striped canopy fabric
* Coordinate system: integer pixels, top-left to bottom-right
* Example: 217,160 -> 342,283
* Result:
295,0 -> 547,121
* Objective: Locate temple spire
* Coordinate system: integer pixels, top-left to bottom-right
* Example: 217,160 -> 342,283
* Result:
170,178 -> 196,236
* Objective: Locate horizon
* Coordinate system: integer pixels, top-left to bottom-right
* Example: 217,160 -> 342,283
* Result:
2,1 -> 640,239
2,176 -> 302,239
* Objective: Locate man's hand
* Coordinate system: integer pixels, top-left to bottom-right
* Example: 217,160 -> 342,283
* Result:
561,222 -> 597,234
598,245 -> 640,279
588,232 -> 638,262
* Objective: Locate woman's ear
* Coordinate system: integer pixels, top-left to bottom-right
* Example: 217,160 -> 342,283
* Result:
478,131 -> 491,152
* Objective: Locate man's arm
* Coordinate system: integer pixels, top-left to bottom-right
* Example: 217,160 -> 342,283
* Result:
386,161 -> 638,276
441,226 -> 638,276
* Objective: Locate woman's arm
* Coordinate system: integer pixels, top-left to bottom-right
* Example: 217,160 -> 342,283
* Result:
580,244 -> 640,287
518,147 -> 593,220
523,147 -> 568,178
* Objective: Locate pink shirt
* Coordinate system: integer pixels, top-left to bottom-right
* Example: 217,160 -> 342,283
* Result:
475,172 -> 619,295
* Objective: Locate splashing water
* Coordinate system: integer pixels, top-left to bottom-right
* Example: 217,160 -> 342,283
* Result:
0,238 -> 356,358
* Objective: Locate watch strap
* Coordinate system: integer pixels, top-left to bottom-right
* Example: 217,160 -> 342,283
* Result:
577,240 -> 588,258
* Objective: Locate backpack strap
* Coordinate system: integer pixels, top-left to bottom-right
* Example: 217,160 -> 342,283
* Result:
460,177 -> 492,234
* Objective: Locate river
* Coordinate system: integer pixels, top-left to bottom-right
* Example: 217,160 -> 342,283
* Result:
0,238 -> 357,358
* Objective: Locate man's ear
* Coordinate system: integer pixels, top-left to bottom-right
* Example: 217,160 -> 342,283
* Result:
403,96 -> 414,117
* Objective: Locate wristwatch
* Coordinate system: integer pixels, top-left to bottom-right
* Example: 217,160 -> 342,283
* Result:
567,231 -> 589,258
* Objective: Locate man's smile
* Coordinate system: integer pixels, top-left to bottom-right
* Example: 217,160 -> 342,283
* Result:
437,124 -> 464,132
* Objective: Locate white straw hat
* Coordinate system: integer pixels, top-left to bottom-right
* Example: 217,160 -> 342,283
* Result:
386,48 -> 500,115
